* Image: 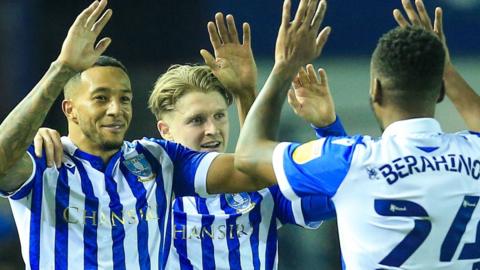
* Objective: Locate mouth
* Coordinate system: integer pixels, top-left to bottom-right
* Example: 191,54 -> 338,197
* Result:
101,123 -> 126,133
200,141 -> 222,151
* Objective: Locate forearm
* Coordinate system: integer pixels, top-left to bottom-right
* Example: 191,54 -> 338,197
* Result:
444,64 -> 480,131
0,62 -> 77,175
236,64 -> 297,173
234,89 -> 256,127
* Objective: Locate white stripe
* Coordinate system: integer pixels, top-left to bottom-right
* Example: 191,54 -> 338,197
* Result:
194,152 -> 220,198
211,198 -> 229,268
272,143 -> 299,201
9,196 -> 32,269
183,198 -> 204,269
236,208 -> 254,270
67,167 -> 85,270
144,178 -> 161,269
39,167 -> 59,269
258,191 -> 274,270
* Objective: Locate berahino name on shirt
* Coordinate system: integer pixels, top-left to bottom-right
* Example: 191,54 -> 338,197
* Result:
376,154 -> 480,184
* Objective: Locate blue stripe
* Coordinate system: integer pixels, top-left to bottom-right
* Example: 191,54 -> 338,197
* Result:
104,152 -> 126,270
163,201 -> 173,270
28,163 -> 46,270
120,156 -> 151,270
172,199 -> 193,270
72,157 -> 99,269
248,193 -> 263,270
220,195 -> 241,269
137,145 -> 169,267
196,197 -> 216,270
55,166 -> 70,270
265,213 -> 278,270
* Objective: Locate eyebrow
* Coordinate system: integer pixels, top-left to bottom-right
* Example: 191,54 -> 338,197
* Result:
91,87 -> 132,95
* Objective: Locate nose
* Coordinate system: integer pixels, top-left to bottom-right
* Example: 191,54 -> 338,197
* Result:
204,118 -> 220,136
106,100 -> 121,117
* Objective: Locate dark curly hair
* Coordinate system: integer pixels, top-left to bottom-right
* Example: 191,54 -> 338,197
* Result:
372,26 -> 445,99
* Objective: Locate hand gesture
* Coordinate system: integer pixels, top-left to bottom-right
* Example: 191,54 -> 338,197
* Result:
288,64 -> 335,127
201,13 -> 257,97
56,0 -> 113,71
275,0 -> 331,70
393,0 -> 450,65
34,128 -> 63,168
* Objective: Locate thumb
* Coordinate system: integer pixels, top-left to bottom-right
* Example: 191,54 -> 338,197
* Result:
200,49 -> 216,70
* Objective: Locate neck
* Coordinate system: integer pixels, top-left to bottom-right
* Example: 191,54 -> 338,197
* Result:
68,125 -> 119,163
379,105 -> 435,130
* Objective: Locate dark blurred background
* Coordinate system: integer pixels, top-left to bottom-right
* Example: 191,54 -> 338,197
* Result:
0,0 -> 479,269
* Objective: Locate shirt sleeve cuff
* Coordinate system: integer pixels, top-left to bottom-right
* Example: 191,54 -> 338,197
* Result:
272,142 -> 300,202
311,115 -> 347,138
194,152 -> 221,198
0,151 -> 36,199
291,198 -> 323,229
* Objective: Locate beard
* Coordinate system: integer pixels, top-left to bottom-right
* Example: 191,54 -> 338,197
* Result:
100,139 -> 124,151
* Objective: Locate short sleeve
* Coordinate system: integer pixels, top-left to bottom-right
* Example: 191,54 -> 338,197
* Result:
270,186 -> 335,229
272,136 -> 363,201
0,145 -> 47,200
153,139 -> 219,197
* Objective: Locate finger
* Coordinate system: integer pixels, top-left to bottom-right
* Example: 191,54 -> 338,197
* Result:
306,64 -> 319,84
304,0 -> 319,27
41,134 -> 55,168
33,133 -> 43,158
401,0 -> 421,26
415,0 -> 433,30
94,37 -> 112,55
315,26 -> 331,56
200,49 -> 217,70
242,23 -> 251,46
72,1 -> 100,28
92,9 -> 112,34
292,0 -> 309,29
287,89 -> 301,111
318,68 -> 329,88
281,0 -> 292,28
311,0 -> 327,32
49,130 -> 63,168
215,12 -> 231,43
292,75 -> 302,89
86,0 -> 108,29
207,21 -> 222,50
226,15 -> 240,44
393,9 -> 410,28
298,67 -> 309,86
434,7 -> 444,38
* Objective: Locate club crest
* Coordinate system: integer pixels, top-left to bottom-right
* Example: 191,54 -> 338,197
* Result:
123,154 -> 156,182
225,193 -> 255,213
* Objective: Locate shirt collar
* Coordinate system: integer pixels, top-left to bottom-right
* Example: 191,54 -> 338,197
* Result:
382,118 -> 443,138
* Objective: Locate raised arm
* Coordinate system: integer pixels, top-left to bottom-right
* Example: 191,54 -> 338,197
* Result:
200,13 -> 257,126
394,0 -> 480,131
235,0 -> 331,182
0,0 -> 112,192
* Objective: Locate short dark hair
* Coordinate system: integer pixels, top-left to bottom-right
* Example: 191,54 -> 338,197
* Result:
64,55 -> 128,99
372,26 -> 445,97
92,55 -> 128,73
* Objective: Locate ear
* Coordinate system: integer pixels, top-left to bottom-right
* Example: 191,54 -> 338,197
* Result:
371,78 -> 383,105
62,99 -> 78,124
157,120 -> 174,141
437,80 -> 445,104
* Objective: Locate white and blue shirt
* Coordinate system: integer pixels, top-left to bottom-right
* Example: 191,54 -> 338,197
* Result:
273,118 -> 480,269
166,120 -> 344,270
1,137 -> 217,270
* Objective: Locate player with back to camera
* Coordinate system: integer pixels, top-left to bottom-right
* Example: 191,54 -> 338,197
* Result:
235,0 -> 480,269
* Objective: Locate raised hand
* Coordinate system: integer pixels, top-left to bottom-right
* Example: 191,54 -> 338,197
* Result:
200,13 -> 257,97
56,0 -> 113,71
288,64 -> 335,127
393,0 -> 450,64
275,0 -> 331,70
34,128 -> 63,168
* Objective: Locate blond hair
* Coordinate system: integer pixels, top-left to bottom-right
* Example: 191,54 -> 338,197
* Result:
148,64 -> 233,120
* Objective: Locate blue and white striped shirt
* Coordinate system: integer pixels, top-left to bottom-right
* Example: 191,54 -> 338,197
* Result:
2,137 -> 217,270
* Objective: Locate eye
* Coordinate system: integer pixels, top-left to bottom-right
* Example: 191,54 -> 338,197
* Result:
214,112 -> 226,120
94,95 -> 107,102
188,116 -> 205,125
120,96 -> 132,104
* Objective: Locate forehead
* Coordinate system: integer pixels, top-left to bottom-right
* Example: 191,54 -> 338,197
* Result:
174,91 -> 228,116
80,66 -> 131,93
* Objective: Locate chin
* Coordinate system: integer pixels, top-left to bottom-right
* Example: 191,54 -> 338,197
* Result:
101,140 -> 124,151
